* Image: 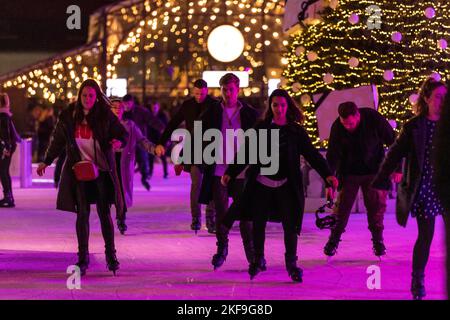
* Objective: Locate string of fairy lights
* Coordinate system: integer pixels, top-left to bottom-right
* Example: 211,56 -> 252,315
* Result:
1,44 -> 102,103
1,0 -> 286,103
283,0 -> 450,147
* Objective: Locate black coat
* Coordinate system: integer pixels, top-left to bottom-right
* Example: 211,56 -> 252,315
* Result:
148,110 -> 169,144
222,120 -> 332,235
157,95 -> 217,171
372,115 -> 430,227
0,112 -> 21,153
327,108 -> 398,187
43,105 -> 128,217
124,105 -> 164,141
198,100 -> 259,204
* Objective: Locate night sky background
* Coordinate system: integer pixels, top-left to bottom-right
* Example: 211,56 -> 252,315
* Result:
1,0 -> 114,51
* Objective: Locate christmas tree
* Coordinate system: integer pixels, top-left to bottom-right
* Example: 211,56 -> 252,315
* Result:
282,0 -> 450,147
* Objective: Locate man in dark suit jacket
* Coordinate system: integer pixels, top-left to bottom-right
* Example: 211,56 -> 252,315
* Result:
198,73 -> 259,270
155,80 -> 217,233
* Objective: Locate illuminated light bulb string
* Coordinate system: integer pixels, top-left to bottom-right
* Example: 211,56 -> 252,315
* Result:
282,0 -> 450,147
1,0 -> 286,102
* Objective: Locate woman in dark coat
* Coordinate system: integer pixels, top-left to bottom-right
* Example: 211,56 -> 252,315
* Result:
372,77 -> 448,300
37,79 -> 128,276
434,84 -> 450,299
0,93 -> 21,207
221,89 -> 338,282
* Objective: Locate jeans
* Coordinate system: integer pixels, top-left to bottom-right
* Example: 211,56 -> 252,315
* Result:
190,165 -> 215,222
333,174 -> 387,235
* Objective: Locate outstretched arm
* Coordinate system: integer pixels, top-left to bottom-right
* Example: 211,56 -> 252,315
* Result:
372,123 -> 411,189
134,123 -> 155,154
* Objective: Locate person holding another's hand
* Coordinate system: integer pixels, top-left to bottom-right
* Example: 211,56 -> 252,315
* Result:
221,89 -> 337,283
37,79 -> 128,277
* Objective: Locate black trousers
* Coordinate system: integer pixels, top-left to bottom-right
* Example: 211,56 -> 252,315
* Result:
0,154 -> 13,195
250,182 -> 298,260
212,177 -> 252,247
135,146 -> 149,180
76,172 -> 116,254
412,215 -> 436,274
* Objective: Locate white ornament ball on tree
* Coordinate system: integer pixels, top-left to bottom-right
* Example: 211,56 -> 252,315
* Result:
348,57 -> 359,68
300,94 -> 311,105
391,32 -> 402,43
383,70 -> 394,81
292,82 -> 302,93
438,39 -> 448,50
409,93 -> 419,105
295,46 -> 305,56
307,51 -> 318,61
431,72 -> 441,82
425,7 -> 436,19
348,13 -> 360,25
323,73 -> 334,84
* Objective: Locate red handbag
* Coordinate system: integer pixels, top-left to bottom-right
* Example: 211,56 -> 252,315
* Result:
174,164 -> 184,176
73,132 -> 100,181
72,161 -> 99,181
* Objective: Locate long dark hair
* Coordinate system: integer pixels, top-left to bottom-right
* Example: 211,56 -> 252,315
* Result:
74,79 -> 112,125
415,77 -> 446,116
264,89 -> 304,123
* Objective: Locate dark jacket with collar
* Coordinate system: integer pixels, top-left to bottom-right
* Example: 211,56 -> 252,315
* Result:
157,95 -> 217,171
222,119 -> 332,235
198,99 -> 259,204
372,115 -> 431,227
43,105 -> 128,217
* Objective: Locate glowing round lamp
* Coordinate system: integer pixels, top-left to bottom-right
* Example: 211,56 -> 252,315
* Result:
207,25 -> 245,63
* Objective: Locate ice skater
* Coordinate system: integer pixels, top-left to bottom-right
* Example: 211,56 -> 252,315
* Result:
221,89 -> 337,282
110,98 -> 154,235
37,79 -> 128,276
373,77 -> 448,299
155,79 -> 217,233
122,94 -> 163,191
198,73 -> 258,270
324,101 -> 398,258
0,93 -> 21,208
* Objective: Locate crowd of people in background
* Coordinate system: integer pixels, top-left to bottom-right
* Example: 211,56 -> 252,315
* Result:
0,72 -> 449,300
